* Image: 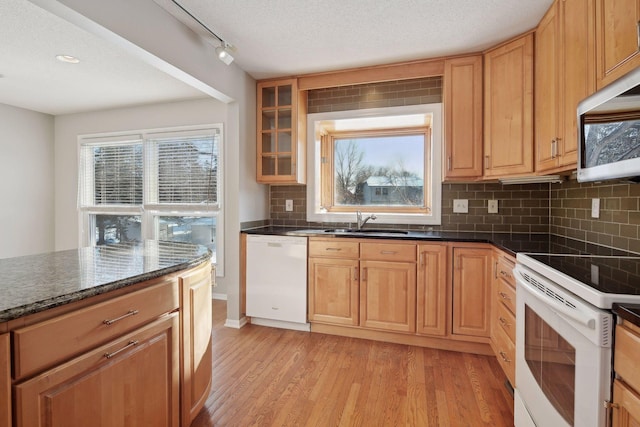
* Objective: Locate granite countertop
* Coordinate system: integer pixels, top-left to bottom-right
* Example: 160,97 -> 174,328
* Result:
242,226 -> 554,256
0,240 -> 211,323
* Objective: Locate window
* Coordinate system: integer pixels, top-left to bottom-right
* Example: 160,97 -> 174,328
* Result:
307,104 -> 442,225
78,125 -> 223,273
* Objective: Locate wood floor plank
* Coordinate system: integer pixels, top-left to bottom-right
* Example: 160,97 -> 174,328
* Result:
190,301 -> 514,427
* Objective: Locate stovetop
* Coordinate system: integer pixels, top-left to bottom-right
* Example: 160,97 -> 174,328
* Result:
516,236 -> 640,308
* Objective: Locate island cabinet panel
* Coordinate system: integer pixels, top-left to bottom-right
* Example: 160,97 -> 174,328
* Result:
359,260 -> 416,333
0,333 -> 9,427
416,244 -> 448,336
179,263 -> 213,426
14,314 -> 180,427
12,278 -> 179,381
452,247 -> 492,338
596,0 -> 640,89
308,257 -> 360,326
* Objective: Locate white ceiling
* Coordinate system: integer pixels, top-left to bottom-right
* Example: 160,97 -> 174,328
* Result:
1,0 -> 554,116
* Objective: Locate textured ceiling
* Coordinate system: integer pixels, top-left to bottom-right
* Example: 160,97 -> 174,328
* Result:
172,0 -> 554,79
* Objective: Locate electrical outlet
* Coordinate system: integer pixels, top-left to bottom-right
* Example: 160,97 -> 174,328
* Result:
285,199 -> 293,212
591,198 -> 600,218
488,199 -> 498,214
453,199 -> 469,214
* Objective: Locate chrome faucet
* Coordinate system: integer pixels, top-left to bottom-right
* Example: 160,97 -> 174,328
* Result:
356,211 -> 377,230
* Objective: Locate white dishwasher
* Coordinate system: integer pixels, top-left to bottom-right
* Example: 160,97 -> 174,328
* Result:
245,234 -> 309,331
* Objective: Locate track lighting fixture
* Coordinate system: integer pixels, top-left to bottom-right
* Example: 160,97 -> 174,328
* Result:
170,0 -> 235,65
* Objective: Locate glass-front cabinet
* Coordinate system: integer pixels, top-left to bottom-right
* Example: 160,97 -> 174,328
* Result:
257,78 -> 307,184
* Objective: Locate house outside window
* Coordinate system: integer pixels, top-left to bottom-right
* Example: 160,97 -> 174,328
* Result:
78,125 -> 223,274
307,104 -> 442,225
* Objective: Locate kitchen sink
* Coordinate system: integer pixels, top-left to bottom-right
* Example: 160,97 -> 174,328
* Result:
323,228 -> 409,235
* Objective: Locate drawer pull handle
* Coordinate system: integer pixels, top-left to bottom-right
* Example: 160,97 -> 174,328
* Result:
380,250 -> 398,255
499,317 -> 510,327
103,309 -> 139,326
325,247 -> 342,251
498,292 -> 511,301
499,351 -> 511,363
104,340 -> 138,359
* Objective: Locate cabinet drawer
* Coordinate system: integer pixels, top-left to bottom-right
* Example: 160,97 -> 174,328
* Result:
309,239 -> 359,259
494,324 -> 516,386
13,279 -> 179,380
496,256 -> 515,287
496,300 -> 516,342
615,324 -> 640,392
360,242 -> 416,262
496,278 -> 516,315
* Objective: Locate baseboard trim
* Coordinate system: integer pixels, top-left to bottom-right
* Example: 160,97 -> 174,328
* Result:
249,317 -> 311,332
224,316 -> 248,329
212,292 -> 227,301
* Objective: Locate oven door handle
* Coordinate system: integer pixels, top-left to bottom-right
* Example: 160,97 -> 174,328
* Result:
517,275 -> 596,330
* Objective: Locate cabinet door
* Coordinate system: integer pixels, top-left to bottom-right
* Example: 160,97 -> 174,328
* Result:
443,55 -> 483,180
535,2 -> 561,172
612,379 -> 640,427
180,262 -> 213,426
484,34 -> 534,177
596,0 -> 640,89
452,247 -> 492,337
360,260 -> 416,333
416,244 -> 448,336
308,257 -> 359,326
561,0 -> 596,167
0,334 -> 9,427
14,315 -> 180,427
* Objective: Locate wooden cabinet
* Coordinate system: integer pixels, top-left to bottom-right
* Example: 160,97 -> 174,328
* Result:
483,33 -> 534,178
257,78 -> 307,184
0,334 -> 9,427
613,321 -> 640,426
452,246 -> 492,338
416,243 -> 448,336
179,262 -> 213,426
308,239 -> 360,326
595,0 -> 640,89
535,0 -> 596,173
443,55 -> 483,180
490,250 -> 517,386
14,315 -> 180,427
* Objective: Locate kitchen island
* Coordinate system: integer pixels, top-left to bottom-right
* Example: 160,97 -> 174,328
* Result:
0,241 -> 213,427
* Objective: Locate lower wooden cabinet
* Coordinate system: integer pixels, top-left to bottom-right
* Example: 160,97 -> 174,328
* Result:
14,315 -> 180,427
416,244 -> 448,336
308,256 -> 359,326
452,246 -> 492,338
0,333 -> 9,427
490,250 -> 517,385
360,260 -> 416,333
612,379 -> 640,427
180,262 -> 214,426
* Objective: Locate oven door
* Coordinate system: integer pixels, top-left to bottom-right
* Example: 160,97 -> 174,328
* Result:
514,264 -> 613,427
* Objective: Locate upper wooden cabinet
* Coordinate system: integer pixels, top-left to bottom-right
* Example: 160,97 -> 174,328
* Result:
257,78 -> 307,184
483,34 -> 534,178
536,0 -> 596,173
443,55 -> 483,181
595,0 -> 640,89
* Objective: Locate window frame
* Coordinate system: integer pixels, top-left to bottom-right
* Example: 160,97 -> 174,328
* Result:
78,124 -> 224,275
306,104 -> 442,225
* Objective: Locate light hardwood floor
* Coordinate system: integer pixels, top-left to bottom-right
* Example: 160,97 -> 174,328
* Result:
191,300 -> 514,427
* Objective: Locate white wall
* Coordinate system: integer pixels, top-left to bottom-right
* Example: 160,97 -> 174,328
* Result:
0,103 -> 55,258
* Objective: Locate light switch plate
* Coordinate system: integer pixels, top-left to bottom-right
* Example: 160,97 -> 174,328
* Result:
285,199 -> 293,212
453,199 -> 469,214
591,198 -> 600,218
488,199 -> 498,214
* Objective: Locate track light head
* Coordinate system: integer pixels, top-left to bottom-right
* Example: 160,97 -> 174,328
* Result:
216,43 -> 234,65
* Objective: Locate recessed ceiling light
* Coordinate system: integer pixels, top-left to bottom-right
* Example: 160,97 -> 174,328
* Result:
55,54 -> 80,64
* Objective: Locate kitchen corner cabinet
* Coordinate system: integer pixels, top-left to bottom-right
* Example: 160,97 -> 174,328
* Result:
443,55 -> 483,181
0,334 -> 9,427
257,78 -> 307,184
452,246 -> 492,338
416,243 -> 448,336
308,239 -> 360,326
595,0 -> 640,89
483,33 -> 534,178
536,0 -> 595,173
180,262 -> 213,426
613,320 -> 640,426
